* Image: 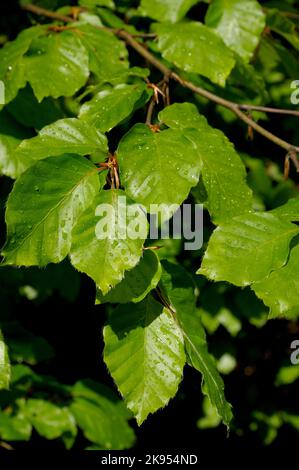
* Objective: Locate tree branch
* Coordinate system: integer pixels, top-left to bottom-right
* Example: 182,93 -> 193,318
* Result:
22,3 -> 299,154
237,104 -> 299,117
22,3 -> 74,23
117,30 -> 299,153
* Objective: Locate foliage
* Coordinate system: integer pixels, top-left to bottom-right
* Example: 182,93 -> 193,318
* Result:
0,0 -> 299,451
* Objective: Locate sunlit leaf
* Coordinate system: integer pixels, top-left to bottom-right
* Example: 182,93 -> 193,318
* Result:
103,296 -> 186,424
2,155 -> 100,266
153,22 -> 235,86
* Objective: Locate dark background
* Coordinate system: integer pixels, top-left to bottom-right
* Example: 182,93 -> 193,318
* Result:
0,0 -> 299,462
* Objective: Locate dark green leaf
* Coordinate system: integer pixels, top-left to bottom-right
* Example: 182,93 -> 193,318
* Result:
96,250 -> 162,304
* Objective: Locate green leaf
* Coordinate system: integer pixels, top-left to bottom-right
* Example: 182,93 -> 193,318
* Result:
96,250 -> 162,304
229,55 -> 267,99
270,198 -> 299,222
159,103 -> 253,223
70,397 -> 133,449
266,9 -> 299,52
139,0 -> 199,23
0,26 -> 44,105
275,364 -> 299,386
199,284 -> 242,336
23,399 -> 77,446
23,31 -> 89,101
71,380 -> 135,449
74,25 -> 129,81
70,189 -> 147,294
2,321 -> 54,365
0,329 -> 11,390
0,110 -> 33,179
153,22 -> 235,86
283,413 -> 299,432
15,118 -> 108,172
117,123 -> 201,221
205,0 -> 265,62
252,241 -> 299,319
72,378 -> 132,420
0,411 -> 32,441
160,261 -> 232,427
199,212 -> 299,286
2,155 -> 100,266
7,85 -> 64,130
79,0 -> 115,8
182,310 -> 233,427
103,295 -> 186,424
197,396 -> 222,429
79,82 -> 149,132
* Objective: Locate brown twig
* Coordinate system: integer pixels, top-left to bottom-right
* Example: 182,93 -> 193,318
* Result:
96,154 -> 119,189
145,97 -> 156,126
238,104 -> 299,117
0,440 -> 14,450
284,154 -> 291,179
22,3 -> 74,23
145,79 -> 165,125
131,33 -> 157,39
117,29 -> 299,152
22,3 -> 299,155
288,147 -> 299,172
277,11 -> 299,20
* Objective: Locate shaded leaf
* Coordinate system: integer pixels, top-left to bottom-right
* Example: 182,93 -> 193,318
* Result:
96,250 -> 162,304
79,82 -> 149,132
71,380 -> 135,449
0,411 -> 31,441
0,110 -> 33,179
2,321 -> 54,365
266,9 -> 299,51
7,85 -> 64,130
160,261 -> 232,427
23,399 -> 77,446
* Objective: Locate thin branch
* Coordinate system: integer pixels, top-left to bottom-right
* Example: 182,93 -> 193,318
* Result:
145,97 -> 156,126
22,3 -> 299,154
118,29 -> 299,152
22,3 -> 74,23
238,104 -> 299,117
288,147 -> 299,172
276,11 -> 299,20
131,33 -> 157,39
